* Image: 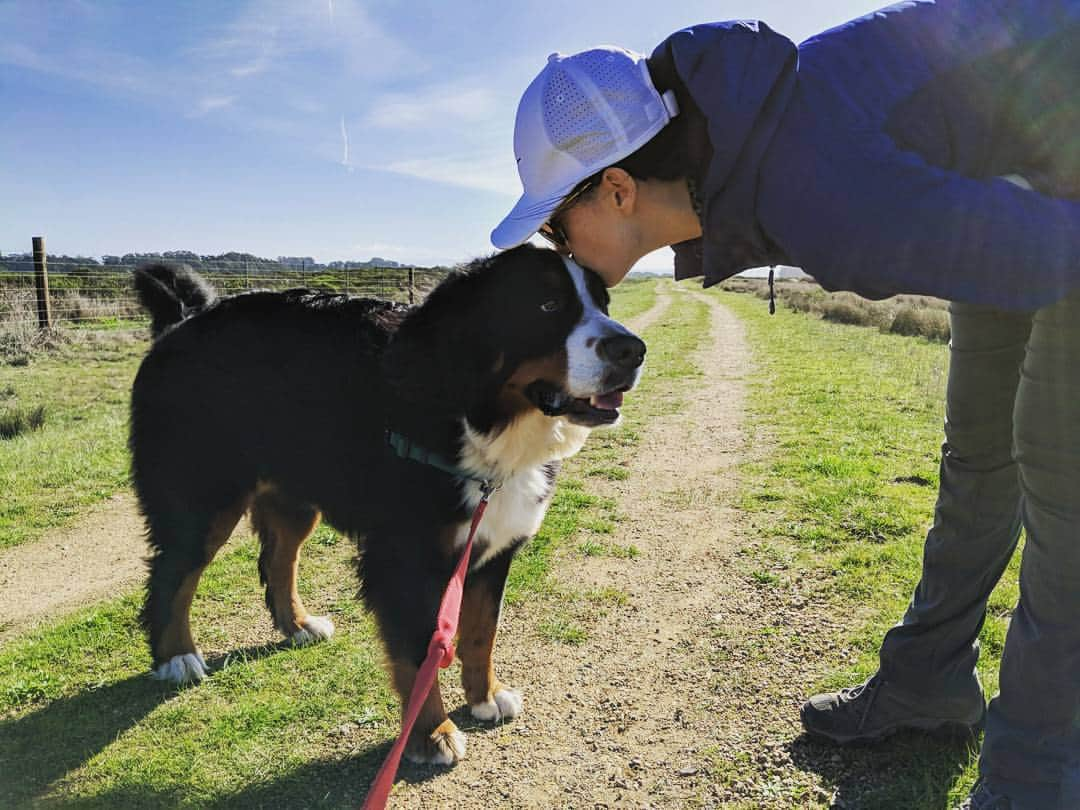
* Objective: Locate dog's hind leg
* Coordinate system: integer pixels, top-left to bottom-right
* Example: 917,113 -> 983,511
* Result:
458,551 -> 523,723
250,487 -> 334,646
142,496 -> 249,683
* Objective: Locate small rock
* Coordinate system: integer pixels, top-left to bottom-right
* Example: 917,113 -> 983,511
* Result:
677,766 -> 698,777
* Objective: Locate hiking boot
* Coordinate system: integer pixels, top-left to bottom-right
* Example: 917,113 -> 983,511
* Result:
954,778 -> 1035,809
800,673 -> 985,744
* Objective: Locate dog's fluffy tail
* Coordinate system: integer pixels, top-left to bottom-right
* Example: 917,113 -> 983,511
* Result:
133,263 -> 218,338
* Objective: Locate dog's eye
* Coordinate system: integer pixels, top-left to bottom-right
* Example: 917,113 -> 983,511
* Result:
540,299 -> 561,313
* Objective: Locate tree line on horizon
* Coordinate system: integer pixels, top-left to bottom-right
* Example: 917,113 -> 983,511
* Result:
0,249 -> 441,274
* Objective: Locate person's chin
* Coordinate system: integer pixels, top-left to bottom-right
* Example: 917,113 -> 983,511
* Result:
589,262 -> 631,288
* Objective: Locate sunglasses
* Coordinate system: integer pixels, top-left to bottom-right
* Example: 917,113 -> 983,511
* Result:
537,176 -> 599,250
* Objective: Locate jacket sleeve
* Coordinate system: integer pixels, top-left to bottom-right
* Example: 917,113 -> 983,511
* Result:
760,0 -> 1080,309
762,83 -> 1080,309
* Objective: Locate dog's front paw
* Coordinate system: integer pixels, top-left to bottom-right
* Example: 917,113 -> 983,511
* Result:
152,652 -> 208,684
470,687 -> 523,723
404,719 -> 466,766
290,615 -> 335,646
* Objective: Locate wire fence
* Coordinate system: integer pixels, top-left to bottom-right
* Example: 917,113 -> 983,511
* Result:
0,256 -> 449,340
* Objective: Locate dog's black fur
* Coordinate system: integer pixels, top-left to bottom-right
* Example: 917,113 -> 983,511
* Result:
129,244 -> 643,763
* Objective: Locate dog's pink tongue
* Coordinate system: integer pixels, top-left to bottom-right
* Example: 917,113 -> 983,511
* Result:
591,391 -> 624,411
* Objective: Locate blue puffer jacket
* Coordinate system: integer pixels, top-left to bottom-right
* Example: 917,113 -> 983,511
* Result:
653,0 -> 1080,310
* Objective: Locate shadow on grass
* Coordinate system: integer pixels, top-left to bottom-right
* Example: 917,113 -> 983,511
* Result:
29,743 -> 452,810
790,729 -> 978,810
21,717 -> 466,810
1,638 -> 462,809
0,673 -> 176,807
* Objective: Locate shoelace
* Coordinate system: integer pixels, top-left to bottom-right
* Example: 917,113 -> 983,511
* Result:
838,676 -> 882,732
968,779 -> 1012,810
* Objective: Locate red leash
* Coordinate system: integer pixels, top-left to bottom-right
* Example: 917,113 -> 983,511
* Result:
361,486 -> 494,809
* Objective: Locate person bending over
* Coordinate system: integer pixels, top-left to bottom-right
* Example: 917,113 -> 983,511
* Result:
492,2 -> 1080,808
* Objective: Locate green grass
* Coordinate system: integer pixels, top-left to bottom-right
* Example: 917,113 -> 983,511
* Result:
712,288 -> 1020,809
0,279 -> 708,808
0,533 -> 394,809
0,332 -> 146,549
607,275 -> 657,323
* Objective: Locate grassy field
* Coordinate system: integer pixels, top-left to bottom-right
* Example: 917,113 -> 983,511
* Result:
711,288 -> 1020,808
0,278 -> 689,809
0,332 -> 146,549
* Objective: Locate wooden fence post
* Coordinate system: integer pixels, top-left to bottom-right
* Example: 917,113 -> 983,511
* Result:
408,267 -> 415,305
32,236 -> 52,330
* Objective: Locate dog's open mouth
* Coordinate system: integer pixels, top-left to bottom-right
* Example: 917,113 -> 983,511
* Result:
525,381 -> 628,426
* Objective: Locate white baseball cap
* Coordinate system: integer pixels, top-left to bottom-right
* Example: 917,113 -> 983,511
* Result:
491,46 -> 680,250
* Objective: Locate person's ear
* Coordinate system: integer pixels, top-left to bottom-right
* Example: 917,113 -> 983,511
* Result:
600,167 -> 636,213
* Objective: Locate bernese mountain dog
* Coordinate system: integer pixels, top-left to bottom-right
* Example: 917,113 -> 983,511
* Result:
129,244 -> 644,764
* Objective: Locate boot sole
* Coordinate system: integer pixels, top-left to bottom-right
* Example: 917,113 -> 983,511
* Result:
801,707 -> 986,745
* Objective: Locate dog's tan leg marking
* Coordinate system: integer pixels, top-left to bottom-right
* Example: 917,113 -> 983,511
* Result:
458,584 -> 522,722
458,584 -> 501,705
251,489 -> 327,641
391,659 -> 466,765
155,498 -> 248,667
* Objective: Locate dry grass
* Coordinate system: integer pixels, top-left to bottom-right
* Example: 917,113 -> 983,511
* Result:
1,288 -> 145,366
890,306 -> 951,341
54,292 -> 143,323
720,277 -> 950,342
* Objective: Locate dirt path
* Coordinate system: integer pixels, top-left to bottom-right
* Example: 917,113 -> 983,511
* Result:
393,284 -> 827,808
0,493 -> 146,643
625,285 -> 673,334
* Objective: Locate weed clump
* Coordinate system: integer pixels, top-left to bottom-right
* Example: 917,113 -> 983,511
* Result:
890,306 -> 951,342
0,405 -> 46,439
721,277 -> 950,342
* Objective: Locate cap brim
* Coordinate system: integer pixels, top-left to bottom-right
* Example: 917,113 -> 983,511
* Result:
490,192 -> 559,249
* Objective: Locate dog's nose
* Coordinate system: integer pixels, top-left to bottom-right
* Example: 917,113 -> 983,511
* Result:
597,334 -> 646,370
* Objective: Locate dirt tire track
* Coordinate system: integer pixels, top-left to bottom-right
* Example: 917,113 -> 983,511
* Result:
624,285 -> 673,335
0,493 -> 146,643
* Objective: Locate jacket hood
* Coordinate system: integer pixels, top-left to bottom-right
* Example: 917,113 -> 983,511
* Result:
650,21 -> 797,285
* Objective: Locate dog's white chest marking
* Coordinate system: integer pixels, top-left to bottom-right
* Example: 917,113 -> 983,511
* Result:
457,467 -> 552,567
457,411 -> 589,567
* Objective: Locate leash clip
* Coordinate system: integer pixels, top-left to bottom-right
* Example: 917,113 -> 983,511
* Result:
479,479 -> 499,501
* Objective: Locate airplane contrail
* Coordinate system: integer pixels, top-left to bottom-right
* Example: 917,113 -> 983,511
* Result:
340,114 -> 350,168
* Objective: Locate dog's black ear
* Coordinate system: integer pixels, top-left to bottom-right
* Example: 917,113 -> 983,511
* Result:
381,274 -> 498,417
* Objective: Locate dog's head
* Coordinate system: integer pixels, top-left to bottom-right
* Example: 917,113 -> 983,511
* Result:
385,245 -> 645,436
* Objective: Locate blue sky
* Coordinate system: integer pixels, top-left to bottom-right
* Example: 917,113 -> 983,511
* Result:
1,0 -> 886,270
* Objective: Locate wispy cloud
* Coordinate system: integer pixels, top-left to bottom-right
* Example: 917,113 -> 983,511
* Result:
191,96 -> 236,117
229,43 -> 274,79
191,0 -> 416,86
375,154 -> 519,196
365,86 -> 497,129
0,40 -> 163,96
1,0 -> 419,148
